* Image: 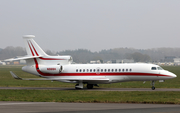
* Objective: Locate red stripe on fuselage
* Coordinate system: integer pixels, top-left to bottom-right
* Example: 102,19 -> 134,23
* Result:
38,72 -> 171,77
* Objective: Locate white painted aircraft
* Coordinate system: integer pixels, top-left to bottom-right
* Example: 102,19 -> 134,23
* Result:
9,35 -> 177,90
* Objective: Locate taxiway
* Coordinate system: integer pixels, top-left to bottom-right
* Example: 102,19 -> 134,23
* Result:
0,102 -> 180,113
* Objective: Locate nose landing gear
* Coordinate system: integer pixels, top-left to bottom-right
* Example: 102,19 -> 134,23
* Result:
151,80 -> 155,90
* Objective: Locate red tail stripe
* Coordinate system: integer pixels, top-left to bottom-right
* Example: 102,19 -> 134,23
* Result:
39,57 -> 65,60
27,41 -> 34,56
29,40 -> 39,56
27,40 -> 65,75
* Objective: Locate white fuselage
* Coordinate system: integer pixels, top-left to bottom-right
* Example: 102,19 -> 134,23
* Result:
22,59 -> 176,84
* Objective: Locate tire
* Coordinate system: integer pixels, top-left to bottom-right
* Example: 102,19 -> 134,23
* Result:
151,86 -> 155,90
87,84 -> 93,89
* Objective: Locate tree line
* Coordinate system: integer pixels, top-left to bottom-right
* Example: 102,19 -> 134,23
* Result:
1,46 -> 180,63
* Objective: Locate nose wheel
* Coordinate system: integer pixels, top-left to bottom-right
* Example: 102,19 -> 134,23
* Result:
151,81 -> 155,90
151,86 -> 155,90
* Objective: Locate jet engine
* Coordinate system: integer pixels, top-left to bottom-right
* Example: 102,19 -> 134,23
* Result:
39,65 -> 63,74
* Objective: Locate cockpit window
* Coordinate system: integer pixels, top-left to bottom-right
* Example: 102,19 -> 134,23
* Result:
151,67 -> 164,70
157,67 -> 163,70
151,67 -> 157,70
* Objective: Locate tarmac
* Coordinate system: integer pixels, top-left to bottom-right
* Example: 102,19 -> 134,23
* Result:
0,102 -> 180,113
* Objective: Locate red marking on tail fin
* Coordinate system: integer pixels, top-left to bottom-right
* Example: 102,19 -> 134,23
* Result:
29,40 -> 39,56
39,57 -> 65,60
27,41 -> 34,56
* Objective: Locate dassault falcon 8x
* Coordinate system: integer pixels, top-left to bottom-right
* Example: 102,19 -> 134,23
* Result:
8,35 -> 177,90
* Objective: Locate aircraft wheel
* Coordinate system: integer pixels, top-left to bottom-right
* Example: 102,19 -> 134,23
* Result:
151,86 -> 155,90
87,84 -> 93,89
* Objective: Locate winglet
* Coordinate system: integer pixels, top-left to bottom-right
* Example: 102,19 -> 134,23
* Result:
10,71 -> 22,80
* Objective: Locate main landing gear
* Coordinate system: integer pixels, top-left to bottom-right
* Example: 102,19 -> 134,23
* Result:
75,82 -> 83,89
86,84 -> 99,89
75,83 -> 99,89
87,84 -> 93,89
151,80 -> 155,90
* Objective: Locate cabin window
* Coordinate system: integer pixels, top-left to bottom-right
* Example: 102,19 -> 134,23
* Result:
97,69 -> 100,72
151,67 -> 157,70
119,69 -> 121,72
108,69 -> 110,72
90,69 -> 92,72
115,69 -> 117,72
104,69 -> 107,72
80,69 -> 82,72
130,69 -> 132,72
122,69 -> 124,72
126,69 -> 128,72
112,69 -> 114,72
76,69 -> 78,72
87,69 -> 89,72
83,69 -> 85,72
101,69 -> 103,72
93,69 -> 96,72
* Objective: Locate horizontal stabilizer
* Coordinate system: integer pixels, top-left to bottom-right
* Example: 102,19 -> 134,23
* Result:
10,71 -> 49,81
4,55 -> 43,61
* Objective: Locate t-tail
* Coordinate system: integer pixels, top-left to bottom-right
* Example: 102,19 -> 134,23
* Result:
19,35 -> 72,65
23,35 -> 48,57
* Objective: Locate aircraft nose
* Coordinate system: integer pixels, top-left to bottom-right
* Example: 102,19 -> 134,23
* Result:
170,72 -> 177,78
167,71 -> 177,78
161,70 -> 177,78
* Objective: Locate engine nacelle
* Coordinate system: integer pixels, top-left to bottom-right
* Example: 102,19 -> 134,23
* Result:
39,65 -> 63,74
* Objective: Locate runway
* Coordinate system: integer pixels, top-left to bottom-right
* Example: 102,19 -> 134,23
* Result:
0,102 -> 180,113
0,87 -> 180,91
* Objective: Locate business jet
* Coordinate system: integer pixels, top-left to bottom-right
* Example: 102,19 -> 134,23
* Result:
8,35 -> 177,90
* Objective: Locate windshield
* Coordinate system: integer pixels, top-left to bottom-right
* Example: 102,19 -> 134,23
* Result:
151,67 -> 157,70
157,67 -> 163,70
151,66 -> 164,70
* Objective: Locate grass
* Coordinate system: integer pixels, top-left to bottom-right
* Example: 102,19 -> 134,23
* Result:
0,65 -> 180,104
0,90 -> 180,104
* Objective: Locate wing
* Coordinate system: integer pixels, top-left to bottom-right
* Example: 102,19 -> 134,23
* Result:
10,71 -> 109,83
56,78 -> 109,84
10,71 -> 49,80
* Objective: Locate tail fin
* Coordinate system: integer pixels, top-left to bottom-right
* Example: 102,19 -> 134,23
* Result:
23,35 -> 48,56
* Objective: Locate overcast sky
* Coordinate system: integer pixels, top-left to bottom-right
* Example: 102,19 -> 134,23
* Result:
1,0 -> 180,52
